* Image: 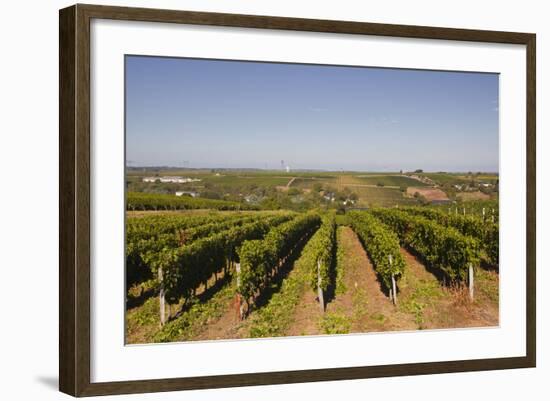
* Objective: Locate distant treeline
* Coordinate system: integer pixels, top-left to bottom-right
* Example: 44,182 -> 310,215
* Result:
126,192 -> 259,211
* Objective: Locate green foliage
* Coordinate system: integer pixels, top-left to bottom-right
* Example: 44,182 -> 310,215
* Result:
334,229 -> 347,296
402,206 -> 499,266
348,211 -> 406,290
131,297 -> 159,327
484,224 -> 499,266
127,191 -> 257,211
237,213 -> 322,304
304,213 -> 336,293
127,213 -> 230,243
158,215 -> 293,304
431,199 -> 499,220
180,215 -> 260,243
153,280 -> 237,342
319,312 -> 351,334
247,214 -> 337,338
399,279 -> 441,326
127,214 -> 293,308
334,214 -> 350,226
353,174 -> 430,187
370,208 -> 480,282
476,269 -> 499,303
247,264 -> 307,338
287,187 -> 302,196
126,213 -> 284,289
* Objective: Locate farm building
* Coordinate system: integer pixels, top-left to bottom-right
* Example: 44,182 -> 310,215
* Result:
322,192 -> 336,202
175,191 -> 199,197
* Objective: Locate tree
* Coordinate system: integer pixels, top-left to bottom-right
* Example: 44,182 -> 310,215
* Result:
260,198 -> 281,210
287,187 -> 302,196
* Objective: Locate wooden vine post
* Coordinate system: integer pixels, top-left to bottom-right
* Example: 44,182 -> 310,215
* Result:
389,254 -> 397,305
468,263 -> 474,301
317,259 -> 325,312
159,267 -> 166,326
235,262 -> 244,320
391,275 -> 397,305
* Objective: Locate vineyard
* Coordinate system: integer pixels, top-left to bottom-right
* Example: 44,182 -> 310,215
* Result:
127,192 -> 258,211
126,205 -> 499,343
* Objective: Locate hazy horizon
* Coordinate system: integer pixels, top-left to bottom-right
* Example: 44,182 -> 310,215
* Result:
126,56 -> 499,172
126,165 -> 498,174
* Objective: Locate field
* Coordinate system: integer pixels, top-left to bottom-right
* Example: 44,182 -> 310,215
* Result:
125,204 -> 499,343
129,169 -> 472,210
126,169 -> 498,211
456,191 -> 492,201
352,174 -> 429,187
406,187 -> 450,202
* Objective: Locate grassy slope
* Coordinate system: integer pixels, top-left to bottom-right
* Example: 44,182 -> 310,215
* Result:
353,175 -> 429,187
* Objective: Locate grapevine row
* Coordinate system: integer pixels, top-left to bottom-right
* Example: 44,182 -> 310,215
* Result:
237,213 -> 322,310
401,206 -> 498,266
127,213 -> 242,243
434,200 -> 499,220
371,208 -> 480,282
304,213 -> 336,296
127,191 -> 258,211
153,214 -> 294,305
126,214 -> 275,288
348,211 -> 405,290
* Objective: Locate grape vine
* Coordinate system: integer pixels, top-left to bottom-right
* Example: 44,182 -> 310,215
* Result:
348,211 -> 405,290
371,208 -> 480,282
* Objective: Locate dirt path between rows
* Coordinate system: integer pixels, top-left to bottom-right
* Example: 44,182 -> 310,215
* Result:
398,249 -> 499,329
194,235 -> 312,341
194,294 -> 243,341
325,227 -> 417,333
285,287 -> 323,336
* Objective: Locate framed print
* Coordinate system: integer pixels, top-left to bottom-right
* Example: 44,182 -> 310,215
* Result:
59,4 -> 536,397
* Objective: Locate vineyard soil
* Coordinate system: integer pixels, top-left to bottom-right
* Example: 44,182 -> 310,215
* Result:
398,249 -> 499,329
125,210 -> 499,343
322,227 -> 417,333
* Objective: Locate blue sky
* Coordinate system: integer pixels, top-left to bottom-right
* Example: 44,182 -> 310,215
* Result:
126,56 -> 499,172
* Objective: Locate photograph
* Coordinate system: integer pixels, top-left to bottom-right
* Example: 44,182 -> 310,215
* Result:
124,55 -> 500,345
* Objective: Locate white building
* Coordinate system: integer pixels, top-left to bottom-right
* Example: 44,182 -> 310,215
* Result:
142,176 -> 201,184
175,191 -> 199,197
323,192 -> 336,202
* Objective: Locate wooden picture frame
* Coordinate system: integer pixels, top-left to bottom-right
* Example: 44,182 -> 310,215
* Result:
59,3 -> 536,397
